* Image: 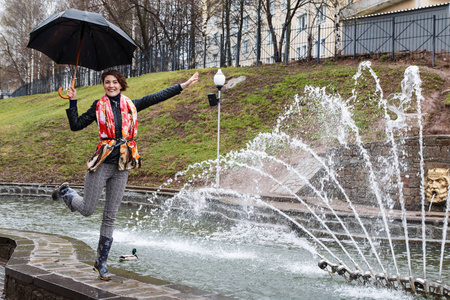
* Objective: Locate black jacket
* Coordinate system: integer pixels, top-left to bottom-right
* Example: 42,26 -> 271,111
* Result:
66,84 -> 182,165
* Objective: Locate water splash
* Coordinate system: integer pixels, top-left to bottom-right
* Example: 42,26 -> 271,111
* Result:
149,61 -> 449,298
438,189 -> 450,282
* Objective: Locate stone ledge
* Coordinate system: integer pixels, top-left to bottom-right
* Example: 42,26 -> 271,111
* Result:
0,229 -> 233,300
1,182 -> 449,243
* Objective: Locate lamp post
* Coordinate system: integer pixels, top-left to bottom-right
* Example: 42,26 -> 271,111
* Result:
208,69 -> 226,188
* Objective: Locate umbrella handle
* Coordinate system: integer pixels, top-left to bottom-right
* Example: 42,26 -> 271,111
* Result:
58,76 -> 76,99
58,87 -> 70,99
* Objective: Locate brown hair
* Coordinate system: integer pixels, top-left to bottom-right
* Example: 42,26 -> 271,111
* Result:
101,70 -> 129,91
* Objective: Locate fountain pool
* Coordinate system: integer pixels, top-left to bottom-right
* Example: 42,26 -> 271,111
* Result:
0,195 -> 428,300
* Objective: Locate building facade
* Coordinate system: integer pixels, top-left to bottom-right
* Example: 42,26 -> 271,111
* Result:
199,0 -> 450,68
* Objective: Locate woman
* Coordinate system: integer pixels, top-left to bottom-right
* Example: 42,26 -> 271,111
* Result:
52,70 -> 199,281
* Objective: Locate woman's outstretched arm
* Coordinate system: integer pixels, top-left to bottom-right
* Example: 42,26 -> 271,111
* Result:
133,72 -> 199,112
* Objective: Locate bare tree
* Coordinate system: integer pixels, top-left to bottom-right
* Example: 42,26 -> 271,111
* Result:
304,1 -> 324,60
0,33 -> 25,87
223,0 -> 233,66
0,0 -> 52,91
321,0 -> 349,57
99,0 -> 201,71
263,0 -> 309,63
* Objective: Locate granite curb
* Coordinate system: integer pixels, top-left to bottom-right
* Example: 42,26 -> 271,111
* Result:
0,228 -> 234,300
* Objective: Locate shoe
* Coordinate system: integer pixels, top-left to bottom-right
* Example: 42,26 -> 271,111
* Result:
93,236 -> 113,281
52,182 -> 76,212
52,182 -> 69,201
61,188 -> 77,212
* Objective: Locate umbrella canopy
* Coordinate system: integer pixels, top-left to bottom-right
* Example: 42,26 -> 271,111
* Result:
27,8 -> 137,71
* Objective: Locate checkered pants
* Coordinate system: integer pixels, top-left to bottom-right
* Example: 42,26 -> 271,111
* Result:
71,163 -> 129,238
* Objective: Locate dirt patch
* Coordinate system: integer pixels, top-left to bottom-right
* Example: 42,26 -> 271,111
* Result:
420,66 -> 450,135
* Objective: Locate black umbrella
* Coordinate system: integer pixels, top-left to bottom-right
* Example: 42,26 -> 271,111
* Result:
27,8 -> 137,98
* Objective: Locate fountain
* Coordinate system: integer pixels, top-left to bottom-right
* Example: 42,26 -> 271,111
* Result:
166,61 -> 450,299
1,62 -> 449,299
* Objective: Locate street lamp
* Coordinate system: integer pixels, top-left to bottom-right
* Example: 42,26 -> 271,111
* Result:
208,69 -> 226,188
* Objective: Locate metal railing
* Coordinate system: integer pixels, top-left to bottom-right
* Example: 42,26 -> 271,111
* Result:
12,14 -> 450,97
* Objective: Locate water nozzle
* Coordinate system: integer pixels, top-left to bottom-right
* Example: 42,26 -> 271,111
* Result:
318,259 -> 328,270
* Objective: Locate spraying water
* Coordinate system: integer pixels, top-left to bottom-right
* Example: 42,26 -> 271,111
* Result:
151,62 -> 447,298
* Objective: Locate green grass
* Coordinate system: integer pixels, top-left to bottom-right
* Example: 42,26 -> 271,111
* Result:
0,61 -> 445,187
445,94 -> 450,106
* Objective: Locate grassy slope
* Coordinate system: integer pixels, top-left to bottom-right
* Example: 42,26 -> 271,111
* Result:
0,60 -> 445,187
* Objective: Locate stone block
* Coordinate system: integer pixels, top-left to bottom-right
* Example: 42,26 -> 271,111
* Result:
34,273 -> 120,299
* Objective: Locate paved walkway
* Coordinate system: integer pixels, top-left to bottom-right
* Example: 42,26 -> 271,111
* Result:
0,228 -> 233,299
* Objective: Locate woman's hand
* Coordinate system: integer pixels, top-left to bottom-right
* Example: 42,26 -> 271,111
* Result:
180,72 -> 199,90
67,86 -> 77,100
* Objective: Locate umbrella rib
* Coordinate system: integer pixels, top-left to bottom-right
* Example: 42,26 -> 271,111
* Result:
56,21 -> 84,63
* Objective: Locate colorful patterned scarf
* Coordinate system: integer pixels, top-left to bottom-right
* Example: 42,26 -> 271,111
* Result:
87,94 -> 141,172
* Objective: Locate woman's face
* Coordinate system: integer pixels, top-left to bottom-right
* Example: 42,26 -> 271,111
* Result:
103,75 -> 122,97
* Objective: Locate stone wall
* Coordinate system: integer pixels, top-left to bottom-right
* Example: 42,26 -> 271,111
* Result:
0,183 -> 175,208
0,237 -> 15,262
1,181 -> 449,246
302,135 -> 450,211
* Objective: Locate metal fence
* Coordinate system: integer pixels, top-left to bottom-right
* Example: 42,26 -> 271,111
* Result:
12,14 -> 450,97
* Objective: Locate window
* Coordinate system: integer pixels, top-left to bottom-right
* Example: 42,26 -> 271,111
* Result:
243,15 -> 250,31
317,5 -> 326,23
267,30 -> 272,45
232,22 -> 238,35
297,13 -> 307,32
313,40 -> 318,58
213,32 -> 219,46
296,47 -> 301,59
213,54 -> 218,67
270,1 -> 276,15
320,38 -> 326,56
232,44 -> 237,59
312,38 -> 326,57
243,39 -> 249,54
281,0 -> 287,12
232,1 -> 239,12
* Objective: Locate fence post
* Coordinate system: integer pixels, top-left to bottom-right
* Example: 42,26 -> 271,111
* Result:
150,47 -> 154,73
392,17 -> 395,60
317,25 -> 321,64
236,31 -> 241,67
256,27 -> 261,66
432,15 -> 436,67
176,43 -> 181,70
220,34 -> 224,67
353,20 -> 356,60
180,39 -> 185,70
171,45 -> 175,71
204,36 -> 207,68
256,0 -> 262,66
284,25 -> 290,65
164,44 -> 167,71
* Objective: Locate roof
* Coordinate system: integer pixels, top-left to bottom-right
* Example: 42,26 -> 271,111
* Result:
343,1 -> 450,21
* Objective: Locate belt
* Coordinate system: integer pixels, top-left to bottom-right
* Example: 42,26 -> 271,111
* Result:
100,138 -> 133,147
